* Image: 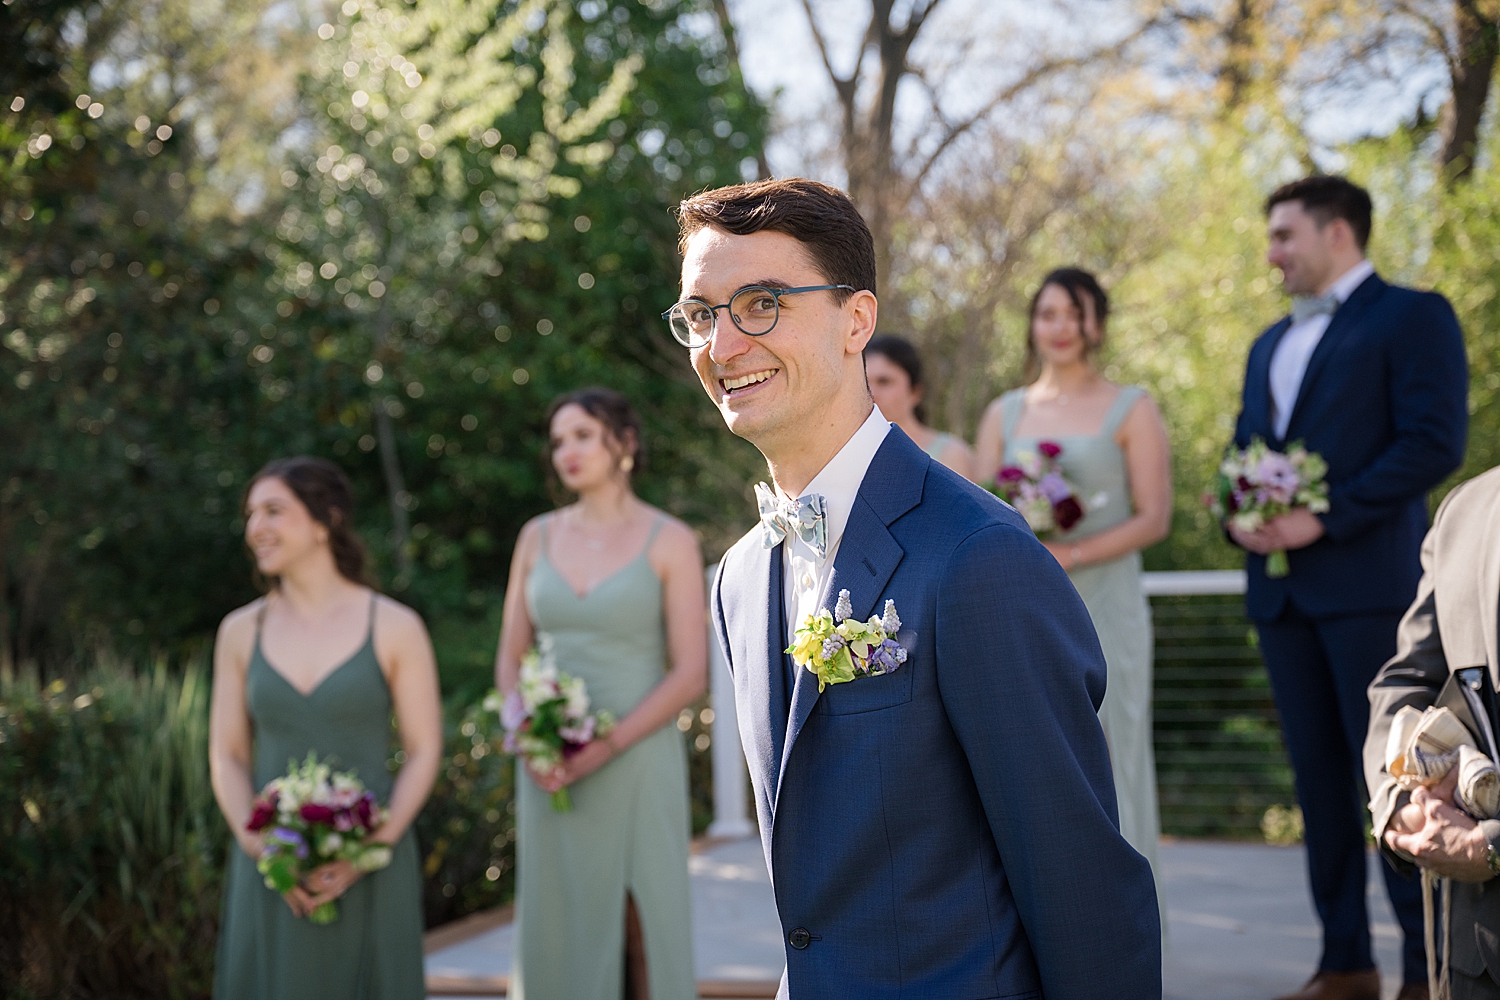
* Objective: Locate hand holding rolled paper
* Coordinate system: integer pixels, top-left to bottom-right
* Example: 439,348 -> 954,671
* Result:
1386,705 -> 1500,819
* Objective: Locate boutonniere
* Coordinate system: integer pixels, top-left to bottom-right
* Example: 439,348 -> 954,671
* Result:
787,589 -> 908,692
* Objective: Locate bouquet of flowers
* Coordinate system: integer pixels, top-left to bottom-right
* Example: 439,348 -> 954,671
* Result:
246,753 -> 391,924
1206,436 -> 1330,579
989,441 -> 1088,538
485,655 -> 615,812
787,589 -> 907,693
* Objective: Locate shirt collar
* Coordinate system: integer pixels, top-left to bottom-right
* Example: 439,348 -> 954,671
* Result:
783,404 -> 891,558
1326,259 -> 1375,304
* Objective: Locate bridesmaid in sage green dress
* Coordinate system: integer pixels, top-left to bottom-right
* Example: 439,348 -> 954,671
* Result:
209,457 -> 443,999
975,268 -> 1174,922
864,334 -> 976,481
496,388 -> 707,1000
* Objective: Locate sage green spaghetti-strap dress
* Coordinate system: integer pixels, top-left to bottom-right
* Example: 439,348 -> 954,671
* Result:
214,594 -> 425,1000
923,431 -> 958,461
1000,386 -> 1165,910
511,515 -> 695,1000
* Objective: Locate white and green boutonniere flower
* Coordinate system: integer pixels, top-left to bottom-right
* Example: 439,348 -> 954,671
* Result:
787,589 -> 908,692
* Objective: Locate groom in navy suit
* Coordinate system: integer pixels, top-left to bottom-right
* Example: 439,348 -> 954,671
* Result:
669,177 -> 1160,999
1231,175 -> 1468,1000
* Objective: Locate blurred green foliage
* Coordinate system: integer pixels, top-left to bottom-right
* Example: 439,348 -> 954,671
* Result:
906,119 -> 1500,572
0,663 -> 224,998
1,0 -> 767,669
0,658 -> 715,996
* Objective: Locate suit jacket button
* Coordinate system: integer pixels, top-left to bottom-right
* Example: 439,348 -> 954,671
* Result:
788,927 -> 811,950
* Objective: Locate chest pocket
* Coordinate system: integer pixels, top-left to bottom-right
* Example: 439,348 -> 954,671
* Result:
816,631 -> 917,716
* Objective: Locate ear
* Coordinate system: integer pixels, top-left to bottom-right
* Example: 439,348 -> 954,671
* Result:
844,289 -> 879,356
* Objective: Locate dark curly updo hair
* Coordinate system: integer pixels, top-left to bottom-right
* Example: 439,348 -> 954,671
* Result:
245,456 -> 372,591
864,334 -> 928,422
544,387 -> 644,498
1025,267 -> 1109,381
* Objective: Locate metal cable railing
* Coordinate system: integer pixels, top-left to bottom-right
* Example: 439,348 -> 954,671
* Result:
1145,573 -> 1295,838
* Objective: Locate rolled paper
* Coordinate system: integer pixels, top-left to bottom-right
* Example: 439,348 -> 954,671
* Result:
1413,706 -> 1475,756
1457,744 -> 1500,820
1390,705 -> 1477,790
1388,705 -> 1425,789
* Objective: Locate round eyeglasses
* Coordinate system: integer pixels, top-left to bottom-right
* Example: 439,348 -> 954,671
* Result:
661,284 -> 856,349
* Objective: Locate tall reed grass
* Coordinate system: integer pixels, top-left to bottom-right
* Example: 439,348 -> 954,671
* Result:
0,658 -> 226,999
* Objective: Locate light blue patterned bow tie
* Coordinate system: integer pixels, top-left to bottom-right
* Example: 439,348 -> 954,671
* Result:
755,482 -> 828,559
1290,293 -> 1340,324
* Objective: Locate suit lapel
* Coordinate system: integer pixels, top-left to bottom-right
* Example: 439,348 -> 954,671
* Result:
774,430 -> 924,796
763,542 -> 791,805
1284,274 -> 1383,440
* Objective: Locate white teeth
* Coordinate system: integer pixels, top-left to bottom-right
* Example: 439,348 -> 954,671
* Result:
723,370 -> 774,391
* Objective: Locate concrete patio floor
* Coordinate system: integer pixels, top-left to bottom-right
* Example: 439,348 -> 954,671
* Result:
426,837 -> 1411,999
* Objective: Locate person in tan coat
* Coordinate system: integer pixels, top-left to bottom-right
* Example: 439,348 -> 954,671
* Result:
1367,464 -> 1500,1000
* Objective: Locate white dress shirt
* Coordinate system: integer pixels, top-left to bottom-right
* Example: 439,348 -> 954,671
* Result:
781,405 -> 891,634
1269,258 -> 1375,439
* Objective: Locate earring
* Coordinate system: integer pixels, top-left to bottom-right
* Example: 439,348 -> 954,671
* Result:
620,454 -> 634,473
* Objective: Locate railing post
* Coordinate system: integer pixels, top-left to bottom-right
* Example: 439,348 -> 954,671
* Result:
706,565 -> 754,839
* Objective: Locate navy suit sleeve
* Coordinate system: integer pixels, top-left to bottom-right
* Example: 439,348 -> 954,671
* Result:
1320,293 -> 1468,543
935,522 -> 1161,1000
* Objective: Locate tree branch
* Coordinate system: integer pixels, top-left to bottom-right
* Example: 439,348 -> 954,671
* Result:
905,20 -> 1155,196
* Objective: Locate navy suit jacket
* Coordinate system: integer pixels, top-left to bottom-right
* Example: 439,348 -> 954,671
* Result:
711,428 -> 1161,1000
1234,273 -> 1467,621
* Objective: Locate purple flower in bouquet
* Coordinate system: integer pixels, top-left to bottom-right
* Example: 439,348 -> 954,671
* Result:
1206,437 -> 1330,578
486,656 -> 616,812
249,754 -> 392,925
987,441 -> 1093,539
269,826 -> 310,860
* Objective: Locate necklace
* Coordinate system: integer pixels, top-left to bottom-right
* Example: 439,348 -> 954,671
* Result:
570,507 -> 621,551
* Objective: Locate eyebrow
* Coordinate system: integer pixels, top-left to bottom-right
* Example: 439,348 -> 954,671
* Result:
679,277 -> 795,302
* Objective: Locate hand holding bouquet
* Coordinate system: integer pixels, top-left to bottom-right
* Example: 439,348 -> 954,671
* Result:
485,655 -> 615,812
1206,437 -> 1330,578
989,441 -> 1090,538
246,753 -> 391,924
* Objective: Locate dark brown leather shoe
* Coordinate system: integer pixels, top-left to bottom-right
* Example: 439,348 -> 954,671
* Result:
1272,969 -> 1381,1000
1393,983 -> 1429,1000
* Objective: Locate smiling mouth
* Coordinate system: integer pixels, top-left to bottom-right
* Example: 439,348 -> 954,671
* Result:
720,369 -> 777,396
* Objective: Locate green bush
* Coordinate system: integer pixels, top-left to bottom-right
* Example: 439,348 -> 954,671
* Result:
415,696 -> 517,928
0,662 -> 225,999
0,656 -> 721,996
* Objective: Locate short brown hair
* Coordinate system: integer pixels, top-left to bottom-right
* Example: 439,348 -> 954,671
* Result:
1265,175 -> 1373,250
246,456 -> 372,590
675,178 -> 876,300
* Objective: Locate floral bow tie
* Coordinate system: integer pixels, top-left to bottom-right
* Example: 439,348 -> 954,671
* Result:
755,482 -> 828,559
1290,293 -> 1339,324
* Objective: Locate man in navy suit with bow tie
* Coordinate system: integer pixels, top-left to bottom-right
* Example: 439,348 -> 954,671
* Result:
1230,175 -> 1468,1000
667,177 -> 1160,999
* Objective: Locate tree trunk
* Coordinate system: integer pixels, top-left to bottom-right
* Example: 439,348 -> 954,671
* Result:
711,0 -> 770,181
1217,0 -> 1262,113
370,230 -> 414,585
1440,0 -> 1500,184
0,507 -> 12,674
371,294 -> 414,586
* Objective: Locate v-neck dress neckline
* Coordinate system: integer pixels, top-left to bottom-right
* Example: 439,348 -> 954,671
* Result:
538,513 -> 664,601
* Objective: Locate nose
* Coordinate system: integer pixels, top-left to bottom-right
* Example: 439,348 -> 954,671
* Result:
706,308 -> 752,366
